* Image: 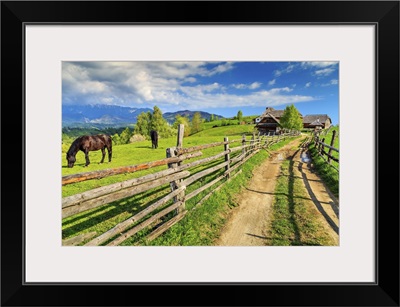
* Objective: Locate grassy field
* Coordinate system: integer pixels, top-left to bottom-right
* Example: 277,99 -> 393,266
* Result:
62,123 -> 300,246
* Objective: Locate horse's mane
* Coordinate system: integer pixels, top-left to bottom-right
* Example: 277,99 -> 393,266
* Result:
67,136 -> 84,156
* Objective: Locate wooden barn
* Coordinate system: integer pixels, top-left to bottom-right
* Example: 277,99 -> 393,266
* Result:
302,114 -> 332,129
254,107 -> 303,134
254,107 -> 332,134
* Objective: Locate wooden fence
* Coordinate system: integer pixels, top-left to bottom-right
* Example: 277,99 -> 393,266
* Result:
312,129 -> 339,171
62,125 -> 299,246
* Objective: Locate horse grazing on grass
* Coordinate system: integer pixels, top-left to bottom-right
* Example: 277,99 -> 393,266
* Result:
150,130 -> 158,149
66,134 -> 112,168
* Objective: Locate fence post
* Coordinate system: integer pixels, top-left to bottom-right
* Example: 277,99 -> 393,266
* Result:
320,137 -> 325,156
242,134 -> 246,156
224,137 -> 230,178
167,124 -> 186,214
327,130 -> 337,164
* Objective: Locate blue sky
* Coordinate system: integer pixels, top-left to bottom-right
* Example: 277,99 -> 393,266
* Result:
62,61 -> 339,125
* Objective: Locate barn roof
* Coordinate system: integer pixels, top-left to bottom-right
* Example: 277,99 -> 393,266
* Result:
302,114 -> 331,124
260,107 -> 285,118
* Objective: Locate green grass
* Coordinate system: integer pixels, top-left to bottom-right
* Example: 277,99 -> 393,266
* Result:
268,160 -> 337,246
138,137 -> 301,246
62,123 -> 302,246
308,126 -> 339,199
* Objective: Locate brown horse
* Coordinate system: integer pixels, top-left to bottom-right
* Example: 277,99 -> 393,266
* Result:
66,134 -> 112,168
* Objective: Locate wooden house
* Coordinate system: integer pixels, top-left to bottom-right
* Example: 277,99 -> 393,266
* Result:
254,107 -> 332,134
254,107 -> 300,134
302,114 -> 332,129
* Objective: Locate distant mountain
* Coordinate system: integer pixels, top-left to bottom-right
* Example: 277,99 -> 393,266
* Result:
163,110 -> 224,124
62,104 -> 152,127
62,104 -> 225,128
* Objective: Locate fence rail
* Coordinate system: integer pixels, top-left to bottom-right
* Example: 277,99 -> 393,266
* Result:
62,126 -> 300,246
312,129 -> 339,171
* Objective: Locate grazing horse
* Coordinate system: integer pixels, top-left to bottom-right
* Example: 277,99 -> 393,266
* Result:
66,134 -> 112,168
150,130 -> 158,149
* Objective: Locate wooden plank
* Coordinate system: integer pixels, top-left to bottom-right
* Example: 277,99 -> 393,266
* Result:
107,200 -> 184,246
185,174 -> 226,201
62,171 -> 190,219
84,186 -> 186,246
62,231 -> 97,246
193,169 -> 243,209
327,130 -> 337,164
62,164 -> 197,209
144,211 -> 187,242
62,152 -> 201,185
321,150 -> 339,162
224,137 -> 230,178
182,161 -> 229,187
176,140 -> 238,155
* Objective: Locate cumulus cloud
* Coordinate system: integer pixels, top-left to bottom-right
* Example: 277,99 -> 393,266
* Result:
62,61 -> 318,111
305,82 -> 311,88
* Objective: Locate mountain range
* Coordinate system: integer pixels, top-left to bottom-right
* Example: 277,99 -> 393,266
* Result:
62,104 -> 224,127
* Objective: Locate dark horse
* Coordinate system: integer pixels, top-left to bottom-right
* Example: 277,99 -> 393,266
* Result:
150,130 -> 158,149
66,134 -> 112,168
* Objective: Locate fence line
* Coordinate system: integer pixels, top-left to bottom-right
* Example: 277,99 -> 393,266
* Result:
312,129 -> 339,172
62,126 -> 299,246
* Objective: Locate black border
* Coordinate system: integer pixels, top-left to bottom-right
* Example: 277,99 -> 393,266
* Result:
1,1 -> 399,306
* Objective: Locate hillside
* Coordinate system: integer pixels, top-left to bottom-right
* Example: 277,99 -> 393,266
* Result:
62,104 -> 225,127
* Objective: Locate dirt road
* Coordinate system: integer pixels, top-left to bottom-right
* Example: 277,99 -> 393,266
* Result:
213,136 -> 339,246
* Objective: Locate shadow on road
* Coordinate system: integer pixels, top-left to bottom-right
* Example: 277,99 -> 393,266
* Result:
297,149 -> 339,235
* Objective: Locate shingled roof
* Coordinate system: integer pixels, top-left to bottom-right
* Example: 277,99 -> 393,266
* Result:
302,114 -> 331,124
259,107 -> 285,118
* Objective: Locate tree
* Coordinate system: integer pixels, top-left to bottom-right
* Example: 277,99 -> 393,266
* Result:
119,127 -> 132,144
111,133 -> 121,145
191,112 -> 203,134
134,111 -> 152,139
237,110 -> 243,123
150,106 -> 165,132
279,104 -> 303,131
150,106 -> 175,138
173,115 -> 191,136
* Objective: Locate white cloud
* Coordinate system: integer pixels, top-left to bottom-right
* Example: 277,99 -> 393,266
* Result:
62,62 -> 318,112
249,82 -> 262,89
305,82 -> 311,88
232,82 -> 261,90
321,79 -> 339,87
274,64 -> 295,77
314,68 -> 335,77
301,61 -> 338,68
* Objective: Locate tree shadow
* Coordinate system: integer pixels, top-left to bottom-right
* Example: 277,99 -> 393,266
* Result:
297,149 -> 339,234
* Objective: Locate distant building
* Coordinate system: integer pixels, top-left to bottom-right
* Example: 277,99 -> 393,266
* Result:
254,107 -> 331,134
302,114 -> 332,129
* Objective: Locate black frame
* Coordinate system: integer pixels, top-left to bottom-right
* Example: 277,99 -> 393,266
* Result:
1,1 -> 399,306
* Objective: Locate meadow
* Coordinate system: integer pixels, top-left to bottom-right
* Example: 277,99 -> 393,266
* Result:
61,123 -> 300,245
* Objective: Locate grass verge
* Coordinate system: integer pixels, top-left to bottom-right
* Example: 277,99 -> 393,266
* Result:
268,159 -> 337,246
